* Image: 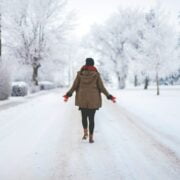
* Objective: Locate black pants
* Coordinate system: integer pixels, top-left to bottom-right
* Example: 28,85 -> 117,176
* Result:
81,108 -> 96,135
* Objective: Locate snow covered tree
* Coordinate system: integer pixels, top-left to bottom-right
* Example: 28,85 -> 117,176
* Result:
84,9 -> 145,89
3,0 -> 73,86
140,7 -> 179,95
0,1 -> 12,100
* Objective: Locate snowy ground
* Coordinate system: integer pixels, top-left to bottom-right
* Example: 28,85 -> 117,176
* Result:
116,87 -> 180,157
0,87 -> 180,180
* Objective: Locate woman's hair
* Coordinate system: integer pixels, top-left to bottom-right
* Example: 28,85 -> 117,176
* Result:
86,58 -> 94,66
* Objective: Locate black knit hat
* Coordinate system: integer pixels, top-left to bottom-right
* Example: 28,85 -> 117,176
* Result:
85,58 -> 94,66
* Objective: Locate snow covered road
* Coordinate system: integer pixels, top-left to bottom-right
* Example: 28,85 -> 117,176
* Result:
0,90 -> 180,180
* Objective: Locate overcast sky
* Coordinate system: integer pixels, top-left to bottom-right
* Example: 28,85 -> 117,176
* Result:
68,0 -> 180,37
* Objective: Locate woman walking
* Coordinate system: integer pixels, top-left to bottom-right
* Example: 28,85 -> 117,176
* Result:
63,58 -> 116,143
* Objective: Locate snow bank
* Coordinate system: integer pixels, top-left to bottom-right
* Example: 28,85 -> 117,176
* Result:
39,81 -> 55,90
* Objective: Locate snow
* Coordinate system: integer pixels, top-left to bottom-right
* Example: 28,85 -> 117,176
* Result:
12,81 -> 28,87
115,86 -> 180,157
0,89 -> 57,107
39,81 -> 55,90
0,88 -> 180,179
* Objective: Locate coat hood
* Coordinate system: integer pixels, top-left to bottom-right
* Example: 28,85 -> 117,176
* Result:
78,66 -> 99,84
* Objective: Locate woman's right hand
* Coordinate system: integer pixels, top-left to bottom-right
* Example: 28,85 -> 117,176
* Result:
63,95 -> 69,102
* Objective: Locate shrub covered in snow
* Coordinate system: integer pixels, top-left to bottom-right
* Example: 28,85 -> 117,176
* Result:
39,81 -> 55,90
11,82 -> 28,97
0,64 -> 11,100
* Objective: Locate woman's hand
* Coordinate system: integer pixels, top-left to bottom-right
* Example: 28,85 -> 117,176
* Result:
111,96 -> 116,103
63,92 -> 72,102
107,95 -> 116,103
63,95 -> 69,102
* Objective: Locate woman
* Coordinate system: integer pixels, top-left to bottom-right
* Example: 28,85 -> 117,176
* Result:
63,58 -> 116,143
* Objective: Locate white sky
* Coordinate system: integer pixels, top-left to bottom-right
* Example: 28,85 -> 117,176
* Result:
68,0 -> 180,37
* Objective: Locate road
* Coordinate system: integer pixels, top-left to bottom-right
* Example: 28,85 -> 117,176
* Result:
0,90 -> 180,180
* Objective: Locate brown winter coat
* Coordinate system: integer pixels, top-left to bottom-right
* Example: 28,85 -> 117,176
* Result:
66,68 -> 110,109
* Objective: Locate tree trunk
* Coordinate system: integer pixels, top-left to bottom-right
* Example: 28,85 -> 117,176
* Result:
144,76 -> 149,90
156,72 -> 160,95
134,75 -> 138,87
32,65 -> 41,86
117,72 -> 125,89
119,79 -> 125,89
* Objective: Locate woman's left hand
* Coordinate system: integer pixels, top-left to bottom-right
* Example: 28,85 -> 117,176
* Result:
111,96 -> 116,103
107,95 -> 116,103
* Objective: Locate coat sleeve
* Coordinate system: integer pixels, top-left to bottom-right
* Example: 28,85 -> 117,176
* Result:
97,73 -> 110,97
66,72 -> 80,97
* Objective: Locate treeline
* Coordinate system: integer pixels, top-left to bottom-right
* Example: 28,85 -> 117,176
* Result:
83,6 -> 180,95
0,0 -> 73,100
